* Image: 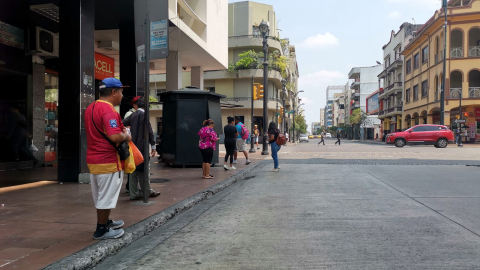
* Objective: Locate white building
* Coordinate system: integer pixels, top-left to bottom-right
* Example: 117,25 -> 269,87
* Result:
348,65 -> 384,140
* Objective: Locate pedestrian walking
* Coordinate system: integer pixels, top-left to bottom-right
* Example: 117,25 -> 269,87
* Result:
234,117 -> 251,165
318,132 -> 325,145
122,97 -> 160,200
198,119 -> 219,179
267,122 -> 281,172
335,131 -> 341,145
254,125 -> 260,149
85,77 -> 129,240
285,132 -> 289,144
223,116 -> 238,170
455,128 -> 461,144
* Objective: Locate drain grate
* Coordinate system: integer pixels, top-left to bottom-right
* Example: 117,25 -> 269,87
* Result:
150,178 -> 171,183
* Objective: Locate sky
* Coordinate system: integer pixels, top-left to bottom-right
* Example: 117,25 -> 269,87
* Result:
228,0 -> 443,129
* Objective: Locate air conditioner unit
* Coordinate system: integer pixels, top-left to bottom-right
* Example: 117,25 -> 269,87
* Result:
35,27 -> 59,58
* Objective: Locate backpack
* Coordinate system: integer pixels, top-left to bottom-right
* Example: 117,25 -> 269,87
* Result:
276,133 -> 287,146
240,124 -> 250,140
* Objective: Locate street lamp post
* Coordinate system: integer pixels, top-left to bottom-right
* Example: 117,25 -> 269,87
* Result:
440,1 -> 448,125
458,92 -> 463,147
259,20 -> 270,155
281,79 -> 287,133
291,90 -> 304,143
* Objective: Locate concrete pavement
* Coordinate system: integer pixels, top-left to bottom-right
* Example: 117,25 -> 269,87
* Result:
94,141 -> 480,269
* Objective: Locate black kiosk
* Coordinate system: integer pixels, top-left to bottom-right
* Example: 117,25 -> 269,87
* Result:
159,87 -> 225,166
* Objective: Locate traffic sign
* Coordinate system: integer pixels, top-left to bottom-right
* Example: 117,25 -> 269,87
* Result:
455,119 -> 466,123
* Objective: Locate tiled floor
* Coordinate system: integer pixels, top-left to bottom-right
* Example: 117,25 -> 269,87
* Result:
0,150 -> 267,269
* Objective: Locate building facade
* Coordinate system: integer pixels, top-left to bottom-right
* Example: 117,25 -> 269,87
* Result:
378,23 -> 422,137
348,65 -> 383,140
319,108 -> 325,127
333,93 -> 345,127
402,0 -> 480,143
325,85 -> 344,128
148,1 -> 299,142
0,0 -> 228,182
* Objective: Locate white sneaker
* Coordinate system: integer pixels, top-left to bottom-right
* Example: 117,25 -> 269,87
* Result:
270,168 -> 279,172
233,160 -> 237,164
277,166 -> 281,170
229,166 -> 236,170
245,160 -> 251,165
224,165 -> 229,170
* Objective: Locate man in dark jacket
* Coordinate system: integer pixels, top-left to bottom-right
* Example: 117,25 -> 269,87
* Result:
335,131 -> 341,145
122,97 -> 160,200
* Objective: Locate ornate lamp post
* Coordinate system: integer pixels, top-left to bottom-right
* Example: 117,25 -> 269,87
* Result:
291,90 -> 304,143
281,79 -> 287,133
259,20 -> 270,155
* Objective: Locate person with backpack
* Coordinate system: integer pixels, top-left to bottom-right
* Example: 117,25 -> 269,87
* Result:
234,117 -> 251,165
267,121 -> 284,172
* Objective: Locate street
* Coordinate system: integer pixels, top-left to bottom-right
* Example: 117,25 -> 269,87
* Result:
95,140 -> 480,270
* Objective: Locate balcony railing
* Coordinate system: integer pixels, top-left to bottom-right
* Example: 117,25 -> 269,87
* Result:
469,46 -> 480,57
379,110 -> 385,116
469,87 -> 480,98
449,88 -> 462,98
387,82 -> 402,90
450,47 -> 463,58
220,97 -> 282,103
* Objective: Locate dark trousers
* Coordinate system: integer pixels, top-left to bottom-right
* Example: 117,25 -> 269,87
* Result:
318,138 -> 325,145
335,138 -> 341,145
224,139 -> 236,164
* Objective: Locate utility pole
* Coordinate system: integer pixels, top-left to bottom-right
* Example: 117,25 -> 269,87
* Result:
249,76 -> 256,153
440,0 -> 448,125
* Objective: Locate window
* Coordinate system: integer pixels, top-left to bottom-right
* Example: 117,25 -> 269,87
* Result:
421,80 -> 428,97
406,59 -> 412,74
424,126 -> 438,131
406,88 -> 411,103
414,53 -> 420,69
422,46 -> 429,64
413,85 -> 419,100
205,87 -> 215,93
412,126 -> 426,132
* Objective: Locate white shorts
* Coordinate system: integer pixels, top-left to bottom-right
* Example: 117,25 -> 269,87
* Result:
90,171 -> 123,209
255,137 -> 258,143
235,138 -> 246,152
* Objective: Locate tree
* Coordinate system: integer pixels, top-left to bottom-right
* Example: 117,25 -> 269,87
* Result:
349,108 -> 367,126
328,126 -> 338,134
294,114 -> 307,134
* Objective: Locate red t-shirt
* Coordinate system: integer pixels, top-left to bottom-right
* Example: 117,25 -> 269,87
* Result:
85,100 -> 124,174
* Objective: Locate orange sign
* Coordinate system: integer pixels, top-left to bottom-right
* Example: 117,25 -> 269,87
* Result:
94,53 -> 115,80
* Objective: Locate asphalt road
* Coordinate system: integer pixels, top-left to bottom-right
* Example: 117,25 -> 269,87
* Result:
96,141 -> 480,269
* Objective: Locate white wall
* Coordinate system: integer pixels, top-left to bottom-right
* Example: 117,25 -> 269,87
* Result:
206,0 -> 228,68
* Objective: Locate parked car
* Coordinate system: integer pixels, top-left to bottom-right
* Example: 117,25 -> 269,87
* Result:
299,134 -> 309,143
309,135 -> 314,139
386,124 -> 454,148
325,133 -> 332,138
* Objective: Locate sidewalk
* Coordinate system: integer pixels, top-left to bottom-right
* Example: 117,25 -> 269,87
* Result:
0,148 -> 267,270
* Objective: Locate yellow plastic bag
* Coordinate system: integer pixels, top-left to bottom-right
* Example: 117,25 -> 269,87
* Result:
124,146 -> 136,174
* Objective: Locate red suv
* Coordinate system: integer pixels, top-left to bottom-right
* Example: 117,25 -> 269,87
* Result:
386,124 -> 455,148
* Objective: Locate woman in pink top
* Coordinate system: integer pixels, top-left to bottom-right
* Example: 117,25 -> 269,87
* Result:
198,119 -> 218,179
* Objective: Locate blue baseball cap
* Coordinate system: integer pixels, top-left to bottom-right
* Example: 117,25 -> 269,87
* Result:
99,77 -> 129,89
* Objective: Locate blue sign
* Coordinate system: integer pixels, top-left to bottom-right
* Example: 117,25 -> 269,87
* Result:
367,93 -> 379,113
151,20 -> 168,50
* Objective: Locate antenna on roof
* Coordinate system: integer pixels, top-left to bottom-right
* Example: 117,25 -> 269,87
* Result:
412,18 -> 416,25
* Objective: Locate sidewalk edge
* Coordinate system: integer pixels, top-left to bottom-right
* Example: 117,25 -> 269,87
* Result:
43,161 -> 267,270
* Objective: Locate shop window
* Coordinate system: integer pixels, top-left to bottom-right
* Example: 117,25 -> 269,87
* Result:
45,73 -> 59,165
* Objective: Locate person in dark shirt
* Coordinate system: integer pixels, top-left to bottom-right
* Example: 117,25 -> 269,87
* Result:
223,116 -> 238,170
267,121 -> 281,172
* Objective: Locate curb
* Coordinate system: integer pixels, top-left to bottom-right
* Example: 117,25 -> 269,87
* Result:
43,160 -> 267,270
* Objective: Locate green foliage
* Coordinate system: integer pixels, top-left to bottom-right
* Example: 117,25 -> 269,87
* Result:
349,108 -> 367,125
149,96 -> 158,109
294,114 -> 307,134
328,126 -> 338,134
235,50 -> 262,70
224,64 -> 237,77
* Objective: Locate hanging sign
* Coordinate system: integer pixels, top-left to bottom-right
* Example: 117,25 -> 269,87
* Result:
94,53 -> 115,80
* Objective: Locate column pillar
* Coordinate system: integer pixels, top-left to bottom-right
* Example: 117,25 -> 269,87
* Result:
58,0 -> 95,182
411,119 -> 416,127
191,66 -> 204,90
119,0 -> 137,117
32,64 -> 46,166
166,52 -> 182,91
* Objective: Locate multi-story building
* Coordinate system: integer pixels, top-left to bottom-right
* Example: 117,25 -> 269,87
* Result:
311,122 -> 321,135
333,93 -> 345,127
150,1 -> 299,142
348,65 -> 384,140
0,0 -> 228,182
378,23 -> 422,136
319,108 -> 325,127
402,0 -> 480,143
325,85 -> 344,128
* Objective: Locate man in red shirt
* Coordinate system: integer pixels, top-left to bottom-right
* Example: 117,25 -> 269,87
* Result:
85,77 -> 131,240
